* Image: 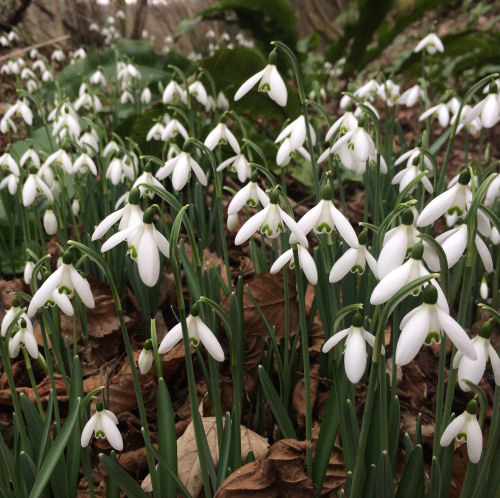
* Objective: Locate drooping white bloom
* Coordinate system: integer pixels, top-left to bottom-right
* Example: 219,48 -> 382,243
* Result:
275,115 -> 316,151
370,242 -> 441,305
43,207 -> 58,235
120,89 -> 134,104
204,123 -> 240,154
72,198 -> 80,216
234,60 -> 287,107
132,166 -> 164,198
73,153 -> 97,176
161,118 -> 189,141
377,208 -> 421,278
270,243 -> 318,285
44,149 -> 73,174
417,170 -> 472,227
158,306 -> 224,362
1,298 -> 29,337
414,33 -> 444,54
440,400 -> 482,463
322,312 -> 380,383
90,69 -> 107,86
419,103 -> 449,127
100,207 -> 170,287
106,156 -> 136,185
27,251 -> 95,317
325,111 -> 358,142
329,231 -> 377,282
453,320 -> 500,392
188,81 -> 208,106
74,92 -> 103,113
396,285 -> 476,366
81,402 -> 123,451
377,79 -> 400,106
398,84 -> 424,107
103,141 -> 120,158
117,62 -> 141,82
141,87 -> 152,105
22,168 -> 54,206
216,91 -> 229,110
291,184 -> 358,248
9,317 -> 38,359
162,81 -> 187,105
146,122 -> 164,142
0,172 -> 19,194
485,175 -> 500,207
138,340 -> 154,374
3,99 -> 33,127
462,85 -> 500,129
217,153 -> 251,183
156,151 -> 207,191
423,224 -> 493,273
92,189 -> 143,241
20,148 -> 40,169
52,112 -> 81,142
0,151 -> 20,175
392,164 -> 433,194
227,178 -> 269,217
235,190 -> 307,246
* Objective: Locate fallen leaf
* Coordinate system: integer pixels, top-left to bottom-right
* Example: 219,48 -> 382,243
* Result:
142,417 -> 268,496
214,439 -> 315,498
293,364 -> 320,427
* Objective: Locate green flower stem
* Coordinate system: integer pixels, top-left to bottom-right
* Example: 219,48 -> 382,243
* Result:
67,241 -> 159,496
292,245 -> 312,469
22,346 -> 44,418
272,40 -> 320,201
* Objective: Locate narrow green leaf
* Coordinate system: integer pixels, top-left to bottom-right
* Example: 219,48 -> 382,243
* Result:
99,452 -> 148,498
375,451 -> 394,497
395,444 -> 424,498
216,413 -> 232,487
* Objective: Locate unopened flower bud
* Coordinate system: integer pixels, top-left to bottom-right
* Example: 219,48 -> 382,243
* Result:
138,340 -> 153,374
43,208 -> 58,235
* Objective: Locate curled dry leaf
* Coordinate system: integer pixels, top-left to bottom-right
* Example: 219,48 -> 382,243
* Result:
142,417 -> 268,497
214,439 -> 315,498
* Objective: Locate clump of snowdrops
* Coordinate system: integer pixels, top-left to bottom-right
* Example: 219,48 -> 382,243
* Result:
0,26 -> 499,498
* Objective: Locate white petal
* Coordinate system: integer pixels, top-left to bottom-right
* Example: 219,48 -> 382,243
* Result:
441,225 -> 467,268
280,208 -> 308,247
295,203 -> 322,240
137,228 -> 160,287
488,344 -> 500,386
437,309 -> 476,360
225,128 -> 241,154
330,205 -> 358,248
189,157 -> 208,186
22,175 -> 37,206
466,417 -> 482,463
475,235 -> 493,273
417,186 -> 458,227
101,226 -> 134,252
275,121 -> 295,144
298,246 -> 318,285
81,415 -> 97,447
228,183 -> 252,215
440,413 -> 466,447
457,340 -> 487,391
344,330 -> 367,383
234,69 -> 266,101
364,249 -> 378,275
172,155 -> 191,190
322,328 -> 349,353
396,307 -> 430,366
158,322 -> 183,354
153,229 -> 170,258
234,207 -> 269,245
70,267 -> 95,308
52,290 -> 74,316
101,413 -> 123,451
329,248 -> 358,283
23,332 -> 39,359
91,208 -> 125,241
370,260 -> 412,305
377,228 -> 408,279
267,66 -> 287,106
196,319 -> 225,362
28,266 -> 63,317
270,249 -> 293,274
204,127 -> 222,151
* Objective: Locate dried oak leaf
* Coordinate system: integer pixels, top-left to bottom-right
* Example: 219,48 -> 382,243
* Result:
293,364 -> 320,427
142,417 -> 268,497
215,439 -> 315,498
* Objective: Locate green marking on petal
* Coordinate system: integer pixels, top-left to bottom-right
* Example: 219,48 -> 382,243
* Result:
60,285 -> 72,296
246,199 -> 257,207
259,83 -> 270,92
129,246 -> 137,259
447,206 -> 463,216
424,331 -> 441,345
189,337 -> 199,347
261,225 -> 273,237
457,432 -> 467,442
350,265 -> 364,275
96,430 -> 105,439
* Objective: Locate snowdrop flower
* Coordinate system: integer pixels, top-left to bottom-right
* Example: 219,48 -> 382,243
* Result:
325,110 -> 358,141
21,67 -> 36,80
394,147 -> 434,172
440,400 -> 482,463
138,340 -> 154,374
106,156 -> 135,185
276,137 -> 311,166
74,92 -> 103,112
103,140 -> 120,158
51,48 -> 65,62
377,208 -> 421,278
0,151 -> 19,194
81,402 -> 123,451
162,81 -> 187,104
453,319 -> 500,392
353,79 -> 379,102
120,89 -> 134,104
132,163 -> 163,197
43,149 -> 73,175
146,122 -> 164,141
27,251 -> 95,317
463,83 -> 500,129
396,284 -> 476,366
101,207 -> 170,287
92,188 -> 143,241
479,277 -> 488,300
227,175 -> 269,216
377,80 -> 400,106
73,153 -> 97,176
161,118 -> 189,141
291,184 -> 358,248
22,167 -> 54,206
392,156 -> 433,194
141,87 -> 152,104
234,51 -> 287,107
24,261 -> 37,285
1,298 -> 29,337
0,171 -> 19,194
484,175 -> 500,207
0,115 -> 16,134
423,224 -> 493,272
216,91 -> 229,110
20,148 -> 40,169
72,198 -> 80,216
275,115 -> 316,151
3,99 -> 33,127
0,151 -> 20,174
117,63 -> 141,82
204,123 -> 240,154
417,170 -> 472,227
158,304 -> 224,362
43,206 -> 58,235
156,151 -> 207,190
419,103 -> 449,127
217,153 -> 251,182
52,113 -> 81,142
235,190 -> 308,246
322,312 -> 380,383
90,69 -> 107,86
188,81 -> 208,106
72,48 -> 87,61
370,242 -> 437,305
9,317 -> 38,359
330,230 -> 377,282
414,33 -> 444,54
270,243 -> 318,285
